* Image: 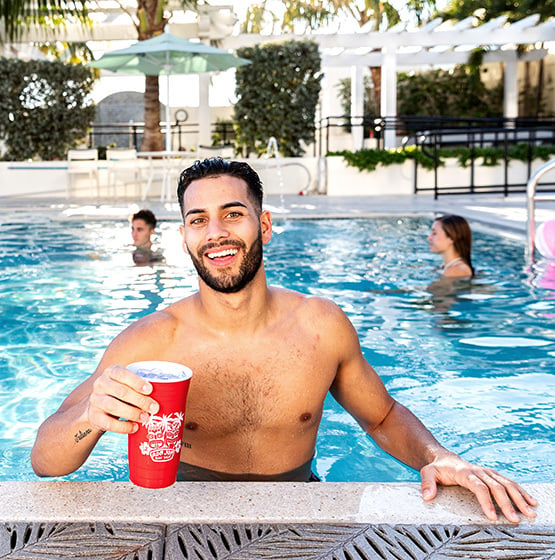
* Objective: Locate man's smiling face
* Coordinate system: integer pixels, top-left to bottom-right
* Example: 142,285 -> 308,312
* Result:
180,174 -> 272,293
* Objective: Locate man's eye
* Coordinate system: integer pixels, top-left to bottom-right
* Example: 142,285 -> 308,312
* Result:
189,217 -> 205,226
227,211 -> 242,219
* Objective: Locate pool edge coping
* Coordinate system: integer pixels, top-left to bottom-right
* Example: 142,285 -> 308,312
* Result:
1,481 -> 552,526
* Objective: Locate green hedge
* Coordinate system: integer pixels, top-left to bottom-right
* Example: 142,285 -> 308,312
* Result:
329,144 -> 555,172
234,40 -> 322,158
0,58 -> 95,161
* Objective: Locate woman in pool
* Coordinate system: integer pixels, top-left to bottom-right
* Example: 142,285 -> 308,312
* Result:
428,214 -> 474,278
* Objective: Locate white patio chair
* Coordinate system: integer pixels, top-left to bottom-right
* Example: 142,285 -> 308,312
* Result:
106,148 -> 144,198
67,149 -> 100,198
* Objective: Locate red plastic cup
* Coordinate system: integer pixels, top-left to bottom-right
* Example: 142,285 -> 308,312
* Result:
127,361 -> 192,489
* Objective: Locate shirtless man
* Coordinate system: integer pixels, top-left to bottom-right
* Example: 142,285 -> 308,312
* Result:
31,158 -> 536,523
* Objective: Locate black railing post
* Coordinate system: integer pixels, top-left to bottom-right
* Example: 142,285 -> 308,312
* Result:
413,155 -> 418,195
503,131 -> 509,196
469,131 -> 475,193
527,132 -> 534,179
433,134 -> 439,200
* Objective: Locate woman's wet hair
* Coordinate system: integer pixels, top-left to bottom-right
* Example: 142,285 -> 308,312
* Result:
177,157 -> 264,219
435,214 -> 475,277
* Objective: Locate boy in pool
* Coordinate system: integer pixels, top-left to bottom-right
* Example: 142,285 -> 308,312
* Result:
130,208 -> 164,265
31,158 -> 537,523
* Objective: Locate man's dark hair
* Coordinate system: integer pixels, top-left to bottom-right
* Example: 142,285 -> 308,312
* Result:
132,209 -> 157,229
177,157 -> 264,220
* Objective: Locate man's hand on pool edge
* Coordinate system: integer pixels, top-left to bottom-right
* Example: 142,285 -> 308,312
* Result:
419,454 -> 538,523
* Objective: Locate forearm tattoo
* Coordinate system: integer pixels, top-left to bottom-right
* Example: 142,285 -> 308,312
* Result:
74,428 -> 92,443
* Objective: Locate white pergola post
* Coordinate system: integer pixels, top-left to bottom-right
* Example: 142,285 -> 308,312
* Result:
198,74 -> 211,147
381,48 -> 397,150
504,51 -> 519,122
351,65 -> 365,151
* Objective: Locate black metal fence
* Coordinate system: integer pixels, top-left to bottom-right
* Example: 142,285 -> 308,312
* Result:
413,126 -> 555,198
87,121 -> 236,155
318,115 -> 555,197
318,115 -> 555,154
87,115 -> 555,197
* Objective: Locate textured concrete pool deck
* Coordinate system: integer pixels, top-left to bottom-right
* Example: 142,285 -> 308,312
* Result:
2,482 -> 554,558
2,192 -> 554,558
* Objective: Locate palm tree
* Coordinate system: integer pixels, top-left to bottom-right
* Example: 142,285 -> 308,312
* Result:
0,0 -> 89,42
136,0 -> 171,151
110,0 -> 199,151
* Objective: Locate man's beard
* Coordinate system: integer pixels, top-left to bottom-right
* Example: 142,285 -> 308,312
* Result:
188,229 -> 263,294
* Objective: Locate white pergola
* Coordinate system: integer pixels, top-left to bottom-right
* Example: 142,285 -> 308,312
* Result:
3,11 -> 554,149
223,15 -> 555,149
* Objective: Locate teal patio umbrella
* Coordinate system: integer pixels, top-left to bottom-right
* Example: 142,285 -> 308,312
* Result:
90,31 -> 251,151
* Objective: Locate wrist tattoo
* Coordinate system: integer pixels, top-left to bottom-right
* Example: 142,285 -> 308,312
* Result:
182,441 -> 191,449
74,428 -> 92,443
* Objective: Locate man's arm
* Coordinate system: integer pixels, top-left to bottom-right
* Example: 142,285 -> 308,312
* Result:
31,364 -> 157,477
30,317 -> 166,477
326,303 -> 537,523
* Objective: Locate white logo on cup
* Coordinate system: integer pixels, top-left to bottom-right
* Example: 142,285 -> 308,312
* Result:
139,412 -> 184,462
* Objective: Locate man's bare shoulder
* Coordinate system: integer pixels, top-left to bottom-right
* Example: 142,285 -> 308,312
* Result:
268,287 -> 361,364
269,287 -> 350,326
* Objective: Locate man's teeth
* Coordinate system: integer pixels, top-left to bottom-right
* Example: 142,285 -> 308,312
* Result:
207,248 -> 238,259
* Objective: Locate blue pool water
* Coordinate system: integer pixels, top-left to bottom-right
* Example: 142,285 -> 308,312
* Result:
1,210 -> 554,483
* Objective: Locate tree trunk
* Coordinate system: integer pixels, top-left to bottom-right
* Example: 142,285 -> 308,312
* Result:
141,74 -> 164,151
522,61 -> 531,117
535,58 -> 544,117
137,0 -> 168,151
370,66 -> 381,115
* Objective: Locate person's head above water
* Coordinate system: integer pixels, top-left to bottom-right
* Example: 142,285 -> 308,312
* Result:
428,214 -> 474,277
131,209 -> 157,249
177,157 -> 264,220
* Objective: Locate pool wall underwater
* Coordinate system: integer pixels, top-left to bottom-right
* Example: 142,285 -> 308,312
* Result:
1,194 -> 554,558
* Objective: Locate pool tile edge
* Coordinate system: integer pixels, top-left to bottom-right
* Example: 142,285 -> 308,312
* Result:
0,481 -> 552,526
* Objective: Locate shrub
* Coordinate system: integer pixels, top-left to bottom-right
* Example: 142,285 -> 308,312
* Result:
329,143 -> 555,172
234,40 -> 322,157
397,66 -> 503,118
0,58 -> 95,161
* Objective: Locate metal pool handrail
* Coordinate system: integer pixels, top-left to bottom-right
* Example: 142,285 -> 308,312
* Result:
526,158 -> 555,266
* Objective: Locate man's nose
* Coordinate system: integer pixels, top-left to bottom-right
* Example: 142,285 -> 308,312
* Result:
206,218 -> 229,241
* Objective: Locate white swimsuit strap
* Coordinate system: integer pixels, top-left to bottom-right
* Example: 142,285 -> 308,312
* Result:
443,257 -> 464,270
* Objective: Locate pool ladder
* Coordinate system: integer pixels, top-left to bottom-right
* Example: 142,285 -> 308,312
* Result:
526,158 -> 555,266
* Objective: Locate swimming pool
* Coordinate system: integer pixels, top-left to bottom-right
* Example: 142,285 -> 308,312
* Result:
1,210 -> 554,483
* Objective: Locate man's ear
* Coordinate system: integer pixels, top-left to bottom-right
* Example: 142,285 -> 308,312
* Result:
179,224 -> 187,252
260,210 -> 272,245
